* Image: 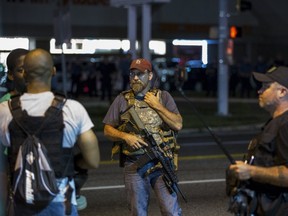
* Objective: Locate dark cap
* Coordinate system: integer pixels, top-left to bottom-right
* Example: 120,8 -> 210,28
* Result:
253,66 -> 288,89
130,58 -> 152,73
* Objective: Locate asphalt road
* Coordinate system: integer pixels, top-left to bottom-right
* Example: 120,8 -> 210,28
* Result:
78,130 -> 257,216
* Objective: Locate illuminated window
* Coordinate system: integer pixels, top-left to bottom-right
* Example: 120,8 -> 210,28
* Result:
50,38 -> 166,55
0,37 -> 29,70
172,39 -> 208,65
0,37 -> 29,51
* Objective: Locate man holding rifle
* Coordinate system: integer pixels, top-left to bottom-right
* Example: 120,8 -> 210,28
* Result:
228,66 -> 288,215
103,58 -> 183,215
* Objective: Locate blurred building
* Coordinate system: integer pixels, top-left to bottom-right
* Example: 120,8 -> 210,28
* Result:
0,0 -> 287,62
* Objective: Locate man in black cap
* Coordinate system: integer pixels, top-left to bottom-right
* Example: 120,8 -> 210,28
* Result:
228,66 -> 288,215
103,58 -> 183,215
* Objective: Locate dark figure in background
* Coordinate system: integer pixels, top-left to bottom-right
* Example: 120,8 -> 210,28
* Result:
97,56 -> 116,101
205,60 -> 218,97
272,53 -> 286,67
229,64 -> 239,97
70,59 -> 82,98
119,53 -> 132,91
174,64 -> 188,91
253,55 -> 268,91
228,66 -> 288,215
238,57 -> 253,98
87,62 -> 98,97
78,62 -> 90,95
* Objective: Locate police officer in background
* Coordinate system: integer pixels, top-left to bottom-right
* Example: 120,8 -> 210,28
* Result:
103,58 -> 183,215
229,66 -> 288,215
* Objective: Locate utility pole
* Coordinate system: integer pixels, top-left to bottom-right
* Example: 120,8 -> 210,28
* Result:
127,5 -> 137,59
110,0 -> 170,60
217,0 -> 229,116
54,1 -> 71,96
0,0 -> 2,36
142,4 -> 151,61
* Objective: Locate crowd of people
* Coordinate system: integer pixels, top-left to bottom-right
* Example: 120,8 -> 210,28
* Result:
203,54 -> 288,98
55,53 -> 132,102
51,53 -> 288,103
0,47 -> 288,216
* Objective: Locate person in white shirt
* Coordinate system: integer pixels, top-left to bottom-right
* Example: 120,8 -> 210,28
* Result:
0,48 -> 100,216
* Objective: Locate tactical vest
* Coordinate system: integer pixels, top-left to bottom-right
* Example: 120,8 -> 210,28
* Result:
8,94 -> 74,179
115,89 -> 180,169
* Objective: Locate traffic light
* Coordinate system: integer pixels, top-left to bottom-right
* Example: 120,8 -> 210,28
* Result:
236,0 -> 252,12
229,26 -> 242,39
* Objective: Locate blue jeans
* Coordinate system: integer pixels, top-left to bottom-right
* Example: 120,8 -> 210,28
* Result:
14,203 -> 78,216
36,203 -> 78,216
124,161 -> 182,216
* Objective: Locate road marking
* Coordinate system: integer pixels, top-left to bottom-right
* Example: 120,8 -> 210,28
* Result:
100,153 -> 244,165
81,178 -> 225,191
180,140 -> 248,146
180,153 -> 243,161
82,185 -> 125,190
180,179 -> 224,184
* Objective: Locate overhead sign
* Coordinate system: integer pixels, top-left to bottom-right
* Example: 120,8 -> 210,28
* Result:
110,0 -> 170,7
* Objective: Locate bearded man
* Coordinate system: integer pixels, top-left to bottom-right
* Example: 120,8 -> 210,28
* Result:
103,58 -> 183,216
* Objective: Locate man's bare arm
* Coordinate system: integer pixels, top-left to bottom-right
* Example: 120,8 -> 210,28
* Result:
104,124 -> 148,149
230,161 -> 288,187
104,124 -> 127,142
76,129 -> 100,169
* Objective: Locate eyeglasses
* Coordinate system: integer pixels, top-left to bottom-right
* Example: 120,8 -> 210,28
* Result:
129,71 -> 148,79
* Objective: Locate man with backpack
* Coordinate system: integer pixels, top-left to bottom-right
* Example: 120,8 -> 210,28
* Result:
0,48 -> 100,216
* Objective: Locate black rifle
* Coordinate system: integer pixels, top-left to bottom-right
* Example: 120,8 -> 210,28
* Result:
126,106 -> 187,203
177,87 -> 236,164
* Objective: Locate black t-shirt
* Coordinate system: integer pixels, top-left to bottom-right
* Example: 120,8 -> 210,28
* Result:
248,111 -> 288,194
251,111 -> 288,166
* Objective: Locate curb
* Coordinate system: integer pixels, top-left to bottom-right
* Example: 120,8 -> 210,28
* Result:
95,123 -> 264,142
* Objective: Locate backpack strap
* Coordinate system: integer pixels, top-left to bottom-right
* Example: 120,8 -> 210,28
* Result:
8,95 -> 30,136
8,93 -> 67,136
43,93 -> 67,125
8,95 -> 23,126
51,92 -> 67,111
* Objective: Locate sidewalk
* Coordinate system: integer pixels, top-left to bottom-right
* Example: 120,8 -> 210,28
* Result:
76,95 -> 263,141
94,123 -> 263,142
76,95 -> 259,107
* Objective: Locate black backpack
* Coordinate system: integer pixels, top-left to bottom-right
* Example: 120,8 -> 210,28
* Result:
7,95 -> 67,213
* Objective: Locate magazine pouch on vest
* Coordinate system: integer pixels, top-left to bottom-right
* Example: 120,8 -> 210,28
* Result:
7,94 -> 72,215
113,89 -> 180,169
